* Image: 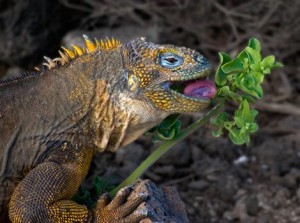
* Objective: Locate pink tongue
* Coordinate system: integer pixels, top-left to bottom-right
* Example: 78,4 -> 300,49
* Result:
183,80 -> 217,99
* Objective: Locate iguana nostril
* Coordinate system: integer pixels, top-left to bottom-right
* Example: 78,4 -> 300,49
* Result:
194,53 -> 203,63
194,53 -> 210,69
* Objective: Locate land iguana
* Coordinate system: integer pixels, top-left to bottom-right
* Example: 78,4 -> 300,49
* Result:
0,35 -> 216,222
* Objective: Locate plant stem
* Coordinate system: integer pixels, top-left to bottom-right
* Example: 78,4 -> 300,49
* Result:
109,102 -> 223,197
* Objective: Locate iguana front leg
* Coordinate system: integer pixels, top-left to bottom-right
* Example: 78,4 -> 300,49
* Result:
8,142 -> 148,223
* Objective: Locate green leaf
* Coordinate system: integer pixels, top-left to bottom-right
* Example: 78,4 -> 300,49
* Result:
250,109 -> 259,119
239,130 -> 250,145
146,114 -> 181,141
236,72 -> 255,88
235,100 -> 258,123
211,112 -> 228,127
93,176 -> 107,196
159,114 -> 180,129
239,100 -> 250,120
237,72 -> 263,97
248,38 -> 261,52
222,58 -> 244,73
152,135 -> 162,143
157,128 -> 176,140
219,52 -> 232,65
237,50 -> 249,61
252,72 -> 264,84
262,68 -> 271,74
254,85 -> 263,98
249,63 -> 262,72
224,121 -> 235,130
72,188 -> 94,208
241,94 -> 256,103
250,109 -> 259,116
261,55 -> 275,69
173,120 -> 182,136
244,134 -> 250,145
212,129 -> 223,137
228,128 -> 245,145
239,84 -> 260,98
217,112 -> 229,123
234,116 -> 245,128
217,86 -> 242,101
215,52 -> 231,86
145,127 -> 156,134
245,47 -> 261,64
273,61 -> 284,68
247,122 -> 259,133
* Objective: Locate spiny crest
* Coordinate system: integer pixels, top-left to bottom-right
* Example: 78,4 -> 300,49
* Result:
0,72 -> 40,89
37,35 -> 121,71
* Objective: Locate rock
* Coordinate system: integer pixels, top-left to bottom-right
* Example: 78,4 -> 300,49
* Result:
0,0 -> 79,66
153,165 -> 176,176
1,67 -> 24,80
296,188 -> 300,202
158,141 -> 190,166
245,195 -> 260,216
115,143 -> 145,165
277,115 -> 300,130
281,172 -> 297,189
188,180 -> 209,191
129,179 -> 189,223
253,134 -> 300,175
191,145 -> 203,162
62,25 -> 159,49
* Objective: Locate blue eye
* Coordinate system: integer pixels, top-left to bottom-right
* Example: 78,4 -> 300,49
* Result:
159,53 -> 183,68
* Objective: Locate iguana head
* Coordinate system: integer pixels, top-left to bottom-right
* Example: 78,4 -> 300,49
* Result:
42,36 -> 215,117
121,37 -> 216,114
41,36 -> 216,150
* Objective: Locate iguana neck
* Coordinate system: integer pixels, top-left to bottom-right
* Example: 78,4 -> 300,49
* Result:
47,49 -> 136,153
77,49 -> 164,152
87,79 -> 127,152
88,79 -> 163,152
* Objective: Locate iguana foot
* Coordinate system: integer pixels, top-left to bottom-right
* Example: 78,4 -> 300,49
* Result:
94,185 -> 149,223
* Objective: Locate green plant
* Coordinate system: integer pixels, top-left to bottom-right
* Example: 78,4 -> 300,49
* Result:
211,38 -> 282,144
73,176 -> 114,208
109,38 -> 282,197
74,38 -> 283,200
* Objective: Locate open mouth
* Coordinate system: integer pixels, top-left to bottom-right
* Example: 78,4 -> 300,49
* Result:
163,77 -> 217,100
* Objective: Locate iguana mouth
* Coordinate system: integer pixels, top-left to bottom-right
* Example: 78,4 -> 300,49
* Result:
163,77 -> 217,101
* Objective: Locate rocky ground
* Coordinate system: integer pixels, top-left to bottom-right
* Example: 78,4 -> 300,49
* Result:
1,0 -> 299,222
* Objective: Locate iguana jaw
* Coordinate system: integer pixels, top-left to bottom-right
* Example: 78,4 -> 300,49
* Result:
163,69 -> 216,102
145,68 -> 216,113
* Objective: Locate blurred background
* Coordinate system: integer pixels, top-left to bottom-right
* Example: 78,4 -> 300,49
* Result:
0,0 -> 299,222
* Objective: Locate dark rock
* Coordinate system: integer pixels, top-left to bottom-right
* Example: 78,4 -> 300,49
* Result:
62,25 -> 159,49
190,145 -> 203,162
188,180 -> 209,191
253,134 -> 300,175
281,172 -> 297,189
115,143 -> 145,165
129,179 -> 189,223
1,66 -> 24,80
0,0 -> 82,67
277,115 -> 300,130
158,141 -> 191,166
245,195 -> 260,216
153,165 -> 176,176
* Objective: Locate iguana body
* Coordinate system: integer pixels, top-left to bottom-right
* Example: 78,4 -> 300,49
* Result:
0,36 -> 216,222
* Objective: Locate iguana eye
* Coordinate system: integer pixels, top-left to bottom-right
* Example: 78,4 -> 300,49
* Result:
159,53 -> 183,68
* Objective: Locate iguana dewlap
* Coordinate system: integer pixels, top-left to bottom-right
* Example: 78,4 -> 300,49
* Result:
0,36 -> 216,222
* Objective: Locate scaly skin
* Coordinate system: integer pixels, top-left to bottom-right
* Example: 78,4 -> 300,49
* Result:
0,36 -> 212,222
